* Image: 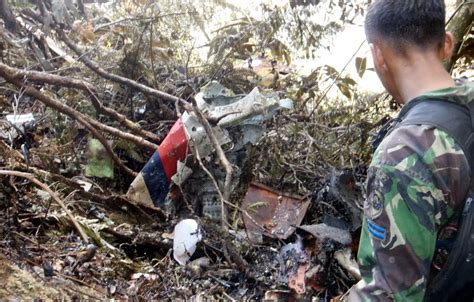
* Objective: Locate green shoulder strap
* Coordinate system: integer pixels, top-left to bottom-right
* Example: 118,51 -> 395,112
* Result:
398,98 -> 474,175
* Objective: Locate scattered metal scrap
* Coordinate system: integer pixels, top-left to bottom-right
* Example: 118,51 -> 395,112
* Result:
0,80 -> 364,299
278,236 -> 311,294
276,219 -> 356,295
297,223 -> 352,246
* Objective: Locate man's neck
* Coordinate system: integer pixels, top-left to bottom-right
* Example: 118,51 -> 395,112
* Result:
393,55 -> 455,104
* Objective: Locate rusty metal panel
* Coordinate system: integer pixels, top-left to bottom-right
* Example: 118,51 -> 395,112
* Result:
242,183 -> 310,243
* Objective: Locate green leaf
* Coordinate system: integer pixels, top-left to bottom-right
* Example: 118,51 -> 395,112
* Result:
355,57 -> 367,78
85,138 -> 114,179
342,76 -> 357,86
337,82 -> 352,100
324,65 -> 339,79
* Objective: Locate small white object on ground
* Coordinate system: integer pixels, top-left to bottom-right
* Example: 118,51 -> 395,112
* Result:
6,113 -> 35,127
173,219 -> 202,266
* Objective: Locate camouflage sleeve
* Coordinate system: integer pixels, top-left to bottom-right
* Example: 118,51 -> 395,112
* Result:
348,125 -> 470,302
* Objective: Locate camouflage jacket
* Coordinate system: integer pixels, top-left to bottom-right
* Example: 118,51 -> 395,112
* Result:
348,82 -> 474,301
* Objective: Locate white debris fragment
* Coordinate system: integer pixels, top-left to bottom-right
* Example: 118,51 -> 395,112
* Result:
334,248 -> 361,281
6,113 -> 35,129
298,223 -> 352,245
75,179 -> 93,192
3,113 -> 35,140
171,160 -> 194,186
35,189 -> 51,201
279,98 -> 294,110
173,219 -> 202,266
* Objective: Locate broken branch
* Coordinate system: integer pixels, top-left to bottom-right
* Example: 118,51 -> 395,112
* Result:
192,108 -> 234,229
34,168 -> 162,221
0,67 -> 137,177
0,144 -> 166,223
334,248 -> 361,281
0,62 -> 160,149
446,0 -> 474,71
0,170 -> 89,243
58,29 -> 195,112
0,0 -> 18,32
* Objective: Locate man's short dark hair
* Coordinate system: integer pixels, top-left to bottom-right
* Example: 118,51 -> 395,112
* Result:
365,0 -> 446,50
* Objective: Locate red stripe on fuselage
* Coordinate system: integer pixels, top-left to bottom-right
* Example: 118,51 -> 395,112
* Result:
157,119 -> 189,180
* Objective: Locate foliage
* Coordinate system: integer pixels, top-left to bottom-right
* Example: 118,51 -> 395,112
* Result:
0,0 -> 472,300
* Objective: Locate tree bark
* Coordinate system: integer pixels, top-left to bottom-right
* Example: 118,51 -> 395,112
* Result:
77,0 -> 86,19
0,0 -> 18,32
446,1 -> 474,70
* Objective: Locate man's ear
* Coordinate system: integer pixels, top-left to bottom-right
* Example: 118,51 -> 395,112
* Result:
442,32 -> 455,61
369,43 -> 387,72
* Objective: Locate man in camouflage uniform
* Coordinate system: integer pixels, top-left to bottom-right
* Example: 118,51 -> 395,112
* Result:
347,0 -> 473,301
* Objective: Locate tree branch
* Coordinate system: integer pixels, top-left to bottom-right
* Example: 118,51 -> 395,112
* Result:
0,0 -> 18,32
0,67 -> 137,177
0,169 -> 89,243
58,29 -> 195,112
192,108 -> 234,229
0,63 -> 160,148
0,140 -> 167,222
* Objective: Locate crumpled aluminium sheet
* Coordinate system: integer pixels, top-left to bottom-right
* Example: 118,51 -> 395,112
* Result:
126,82 -> 293,212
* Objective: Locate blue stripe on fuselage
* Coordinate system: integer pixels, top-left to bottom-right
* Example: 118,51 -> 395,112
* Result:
141,151 -> 170,208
